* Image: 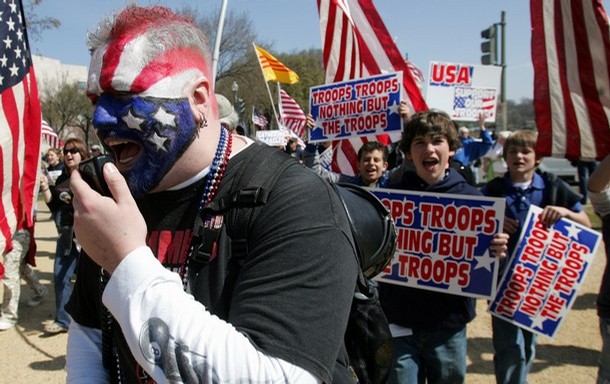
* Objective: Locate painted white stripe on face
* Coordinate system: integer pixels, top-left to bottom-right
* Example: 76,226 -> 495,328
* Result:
111,33 -> 151,93
140,69 -> 204,98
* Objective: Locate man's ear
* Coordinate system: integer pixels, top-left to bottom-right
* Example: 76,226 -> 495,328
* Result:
188,76 -> 212,120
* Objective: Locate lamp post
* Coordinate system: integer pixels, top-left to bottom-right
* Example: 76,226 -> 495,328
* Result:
232,81 -> 239,104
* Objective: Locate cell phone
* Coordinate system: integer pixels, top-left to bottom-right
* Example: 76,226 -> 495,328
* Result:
78,155 -> 114,197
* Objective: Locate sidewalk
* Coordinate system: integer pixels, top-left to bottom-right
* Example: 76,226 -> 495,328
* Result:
0,201 -> 67,383
0,200 -> 605,383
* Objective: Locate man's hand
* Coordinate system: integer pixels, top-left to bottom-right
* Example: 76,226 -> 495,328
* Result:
71,162 -> 147,273
539,205 -> 571,227
399,101 -> 411,123
490,232 -> 510,259
306,114 -> 315,129
477,112 -> 486,130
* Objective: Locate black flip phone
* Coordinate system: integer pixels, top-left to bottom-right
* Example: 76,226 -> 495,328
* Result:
78,155 -> 114,197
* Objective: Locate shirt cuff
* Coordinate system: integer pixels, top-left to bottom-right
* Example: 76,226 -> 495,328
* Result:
102,246 -> 178,309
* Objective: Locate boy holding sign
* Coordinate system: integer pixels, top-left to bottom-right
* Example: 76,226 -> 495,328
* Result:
378,110 -> 509,383
481,130 -> 591,384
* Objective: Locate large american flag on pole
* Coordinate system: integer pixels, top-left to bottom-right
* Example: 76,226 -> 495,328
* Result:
279,89 -> 307,139
0,0 -> 42,255
532,0 -> 610,160
317,0 -> 428,176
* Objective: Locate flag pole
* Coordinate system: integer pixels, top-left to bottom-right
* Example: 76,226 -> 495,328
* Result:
211,0 -> 229,89
277,82 -> 287,130
251,106 -> 257,136
253,43 -> 281,130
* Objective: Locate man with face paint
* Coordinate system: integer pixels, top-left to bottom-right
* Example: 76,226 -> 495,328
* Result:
65,6 -> 359,384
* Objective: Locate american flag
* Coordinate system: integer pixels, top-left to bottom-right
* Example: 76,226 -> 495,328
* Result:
532,0 -> 610,160
41,120 -> 60,148
252,107 -> 268,128
0,0 -> 42,254
279,89 -> 307,139
317,0 -> 428,176
406,59 -> 425,90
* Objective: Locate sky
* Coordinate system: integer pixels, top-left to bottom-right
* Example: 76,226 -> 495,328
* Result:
27,0 -> 610,102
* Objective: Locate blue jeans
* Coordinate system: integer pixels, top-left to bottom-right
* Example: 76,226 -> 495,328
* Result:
577,160 -> 599,204
53,231 -> 78,328
598,317 -> 610,384
390,326 -> 467,384
492,316 -> 537,384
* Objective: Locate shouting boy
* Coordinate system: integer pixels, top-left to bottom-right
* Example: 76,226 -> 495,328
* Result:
379,110 -> 509,383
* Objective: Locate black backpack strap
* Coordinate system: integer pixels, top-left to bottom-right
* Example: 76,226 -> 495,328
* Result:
541,171 -> 583,208
485,176 -> 506,198
210,142 -> 299,251
191,142 -> 298,273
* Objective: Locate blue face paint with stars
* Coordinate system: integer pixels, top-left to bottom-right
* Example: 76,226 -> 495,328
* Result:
93,94 -> 199,197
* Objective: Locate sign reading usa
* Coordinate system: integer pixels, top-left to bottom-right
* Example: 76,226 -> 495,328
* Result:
308,72 -> 403,143
426,61 -> 502,123
373,188 -> 505,300
488,205 -> 601,338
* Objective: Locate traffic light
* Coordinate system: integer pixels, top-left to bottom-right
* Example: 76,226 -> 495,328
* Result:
481,24 -> 498,65
236,98 -> 246,116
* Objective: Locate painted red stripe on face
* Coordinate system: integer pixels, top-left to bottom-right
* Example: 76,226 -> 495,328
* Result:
99,30 -> 142,93
130,47 -> 207,94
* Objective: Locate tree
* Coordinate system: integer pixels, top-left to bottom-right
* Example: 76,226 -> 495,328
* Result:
22,0 -> 60,43
40,76 -> 95,146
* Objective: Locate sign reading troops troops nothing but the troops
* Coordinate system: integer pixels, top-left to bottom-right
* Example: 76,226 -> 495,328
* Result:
373,188 -> 505,300
308,72 -> 403,143
489,205 -> 601,338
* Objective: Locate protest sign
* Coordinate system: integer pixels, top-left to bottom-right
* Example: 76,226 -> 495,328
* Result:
308,72 -> 403,143
488,205 -> 601,338
373,188 -> 505,299
425,61 -> 502,123
255,130 -> 286,147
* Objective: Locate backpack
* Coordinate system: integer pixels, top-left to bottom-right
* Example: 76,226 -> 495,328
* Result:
191,142 -> 397,383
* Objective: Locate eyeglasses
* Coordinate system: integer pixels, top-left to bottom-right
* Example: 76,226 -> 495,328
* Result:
63,147 -> 80,155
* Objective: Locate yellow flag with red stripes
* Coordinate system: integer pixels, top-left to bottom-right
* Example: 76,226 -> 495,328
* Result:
254,44 -> 299,84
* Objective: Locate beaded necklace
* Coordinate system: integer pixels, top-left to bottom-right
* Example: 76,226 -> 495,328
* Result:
178,126 -> 232,290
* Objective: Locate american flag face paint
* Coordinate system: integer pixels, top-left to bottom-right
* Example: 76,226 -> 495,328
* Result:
93,93 -> 198,197
87,25 -> 208,99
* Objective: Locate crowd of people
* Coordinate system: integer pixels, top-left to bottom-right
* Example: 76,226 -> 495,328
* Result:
0,4 -> 608,384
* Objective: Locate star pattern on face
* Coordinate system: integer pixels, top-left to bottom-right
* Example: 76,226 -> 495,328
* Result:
148,131 -> 169,153
122,109 -> 144,131
153,106 -> 177,128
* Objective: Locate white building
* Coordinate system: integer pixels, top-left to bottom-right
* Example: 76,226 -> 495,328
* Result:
31,54 -> 87,100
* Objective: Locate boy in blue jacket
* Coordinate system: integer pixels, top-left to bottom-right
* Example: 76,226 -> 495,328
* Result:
481,130 -> 591,384
379,110 -> 509,383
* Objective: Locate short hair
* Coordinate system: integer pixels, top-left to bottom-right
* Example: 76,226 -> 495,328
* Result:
358,141 -> 387,162
47,148 -> 61,157
502,130 -> 538,159
64,138 -> 90,161
400,110 -> 459,153
86,6 -> 213,100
